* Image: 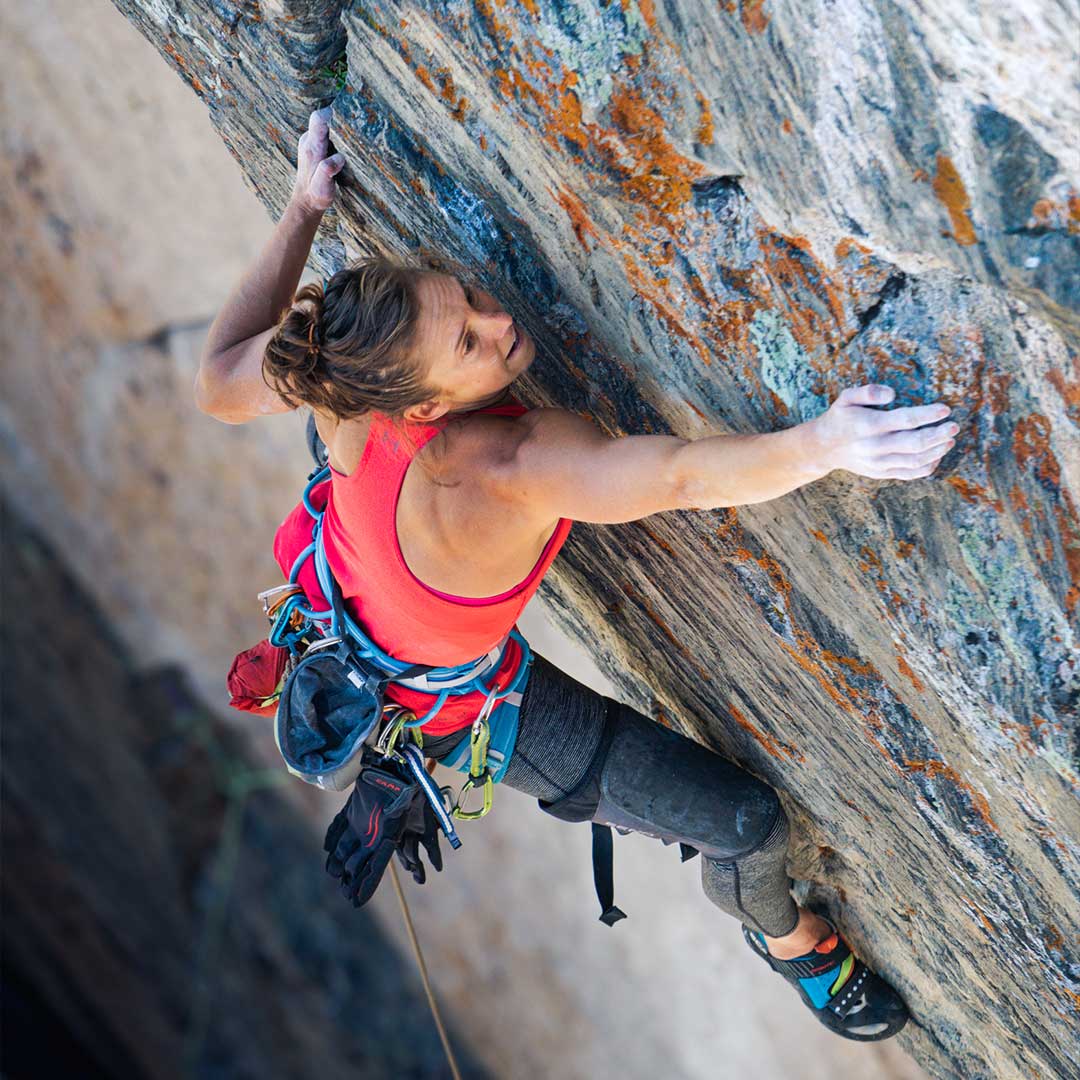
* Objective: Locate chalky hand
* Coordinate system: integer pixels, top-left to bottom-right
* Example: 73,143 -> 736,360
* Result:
810,383 -> 959,481
291,107 -> 346,215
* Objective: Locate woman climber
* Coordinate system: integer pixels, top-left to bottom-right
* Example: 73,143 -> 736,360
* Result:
197,109 -> 959,1041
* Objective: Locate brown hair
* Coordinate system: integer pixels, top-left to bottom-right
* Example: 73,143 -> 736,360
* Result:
264,251 -> 481,479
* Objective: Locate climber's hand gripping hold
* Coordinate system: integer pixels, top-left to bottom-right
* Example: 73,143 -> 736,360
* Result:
292,107 -> 346,216
806,384 -> 958,481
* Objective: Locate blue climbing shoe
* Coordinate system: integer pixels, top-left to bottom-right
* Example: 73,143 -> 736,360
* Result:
742,918 -> 909,1041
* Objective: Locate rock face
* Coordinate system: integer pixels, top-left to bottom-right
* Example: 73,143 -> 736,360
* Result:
104,2 -> 1078,1077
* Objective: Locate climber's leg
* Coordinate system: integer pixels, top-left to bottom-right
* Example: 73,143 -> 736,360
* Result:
423,653 -> 909,1040
423,653 -> 799,935
588,698 -> 800,936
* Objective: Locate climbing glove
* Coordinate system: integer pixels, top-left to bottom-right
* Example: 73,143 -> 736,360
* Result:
394,790 -> 445,886
323,758 -> 443,906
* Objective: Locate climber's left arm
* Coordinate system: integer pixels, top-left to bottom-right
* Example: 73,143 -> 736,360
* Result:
195,109 -> 345,423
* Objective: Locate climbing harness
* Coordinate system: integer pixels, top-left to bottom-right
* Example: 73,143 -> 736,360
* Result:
266,462 -> 533,823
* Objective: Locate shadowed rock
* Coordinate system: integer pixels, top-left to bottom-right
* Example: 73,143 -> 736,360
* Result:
1,502 -> 485,1079
105,2 -> 1079,1077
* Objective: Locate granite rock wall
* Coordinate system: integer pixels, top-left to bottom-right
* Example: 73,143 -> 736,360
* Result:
102,1 -> 1080,1077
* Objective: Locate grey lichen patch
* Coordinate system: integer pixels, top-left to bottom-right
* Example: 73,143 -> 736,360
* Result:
952,518 -> 1076,724
750,308 -> 826,421
536,0 -> 649,111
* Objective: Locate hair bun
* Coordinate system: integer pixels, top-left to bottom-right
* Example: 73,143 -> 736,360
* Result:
263,258 -> 437,422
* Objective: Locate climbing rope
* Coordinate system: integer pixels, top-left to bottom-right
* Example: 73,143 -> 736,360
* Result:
389,862 -> 463,1080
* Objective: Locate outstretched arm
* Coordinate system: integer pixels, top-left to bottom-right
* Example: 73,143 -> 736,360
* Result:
491,384 -> 956,525
195,109 -> 345,423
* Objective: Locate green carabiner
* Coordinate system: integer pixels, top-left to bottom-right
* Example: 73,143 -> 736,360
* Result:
451,705 -> 496,819
453,769 -> 493,820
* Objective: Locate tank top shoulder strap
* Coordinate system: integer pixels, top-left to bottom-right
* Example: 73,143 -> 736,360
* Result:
354,399 -> 527,472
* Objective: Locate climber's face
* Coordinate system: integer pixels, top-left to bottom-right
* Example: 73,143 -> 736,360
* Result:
404,272 -> 534,420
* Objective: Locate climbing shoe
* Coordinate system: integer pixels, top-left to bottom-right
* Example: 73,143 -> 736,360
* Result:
742,919 -> 909,1041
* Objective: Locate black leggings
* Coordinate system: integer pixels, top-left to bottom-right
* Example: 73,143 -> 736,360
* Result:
424,653 -> 800,938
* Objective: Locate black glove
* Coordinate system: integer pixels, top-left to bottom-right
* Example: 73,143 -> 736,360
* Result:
394,792 -> 445,885
323,762 -> 421,907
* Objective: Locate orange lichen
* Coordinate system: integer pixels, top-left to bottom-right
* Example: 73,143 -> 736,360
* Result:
896,655 -> 925,693
478,133 -> 488,151
960,895 -> 996,934
473,0 -> 510,38
781,118 -> 794,135
903,760 -> 999,832
634,0 -> 658,30
912,167 -> 929,183
684,397 -> 709,422
162,40 -> 188,71
767,388 -> 789,415
1013,413 -> 1060,487
715,508 -> 740,544
1029,192 -> 1080,235
896,540 -> 916,559
728,703 -> 803,762
932,154 -> 978,246
639,523 -> 677,557
414,66 -> 437,93
834,237 -> 873,261
603,77 -> 706,224
740,0 -> 771,33
620,252 -> 714,365
858,545 -> 883,572
622,582 -> 712,682
945,476 -> 1004,513
756,231 -> 846,356
810,529 -> 831,546
695,91 -> 715,146
1046,367 -> 1080,425
1000,718 -> 1037,756
1053,496 -> 1080,614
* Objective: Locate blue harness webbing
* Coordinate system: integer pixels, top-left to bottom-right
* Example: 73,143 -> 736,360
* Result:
287,464 -> 530,783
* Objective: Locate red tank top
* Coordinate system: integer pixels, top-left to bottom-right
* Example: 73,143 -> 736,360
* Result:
272,399 -> 573,735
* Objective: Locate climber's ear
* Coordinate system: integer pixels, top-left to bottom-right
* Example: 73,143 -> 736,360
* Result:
402,398 -> 450,424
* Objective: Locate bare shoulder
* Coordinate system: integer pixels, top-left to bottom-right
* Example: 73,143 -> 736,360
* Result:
438,407 -> 541,470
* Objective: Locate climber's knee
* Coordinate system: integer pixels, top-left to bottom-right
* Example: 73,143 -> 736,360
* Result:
593,702 -> 784,861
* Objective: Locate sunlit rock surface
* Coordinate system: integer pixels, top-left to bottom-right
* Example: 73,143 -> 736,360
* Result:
29,0 -> 1080,1076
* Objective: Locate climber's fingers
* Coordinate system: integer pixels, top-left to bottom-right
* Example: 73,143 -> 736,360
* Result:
815,383 -> 959,480
292,109 -> 347,214
297,107 -> 333,164
835,384 -> 894,409
860,402 -> 957,438
861,443 -> 955,478
874,424 -> 957,457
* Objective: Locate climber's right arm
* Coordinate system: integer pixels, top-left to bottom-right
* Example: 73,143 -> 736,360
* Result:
495,384 -> 957,525
196,109 -> 346,424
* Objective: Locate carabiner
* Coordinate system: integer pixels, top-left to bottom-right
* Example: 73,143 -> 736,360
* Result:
453,769 -> 493,820
376,704 -> 417,757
